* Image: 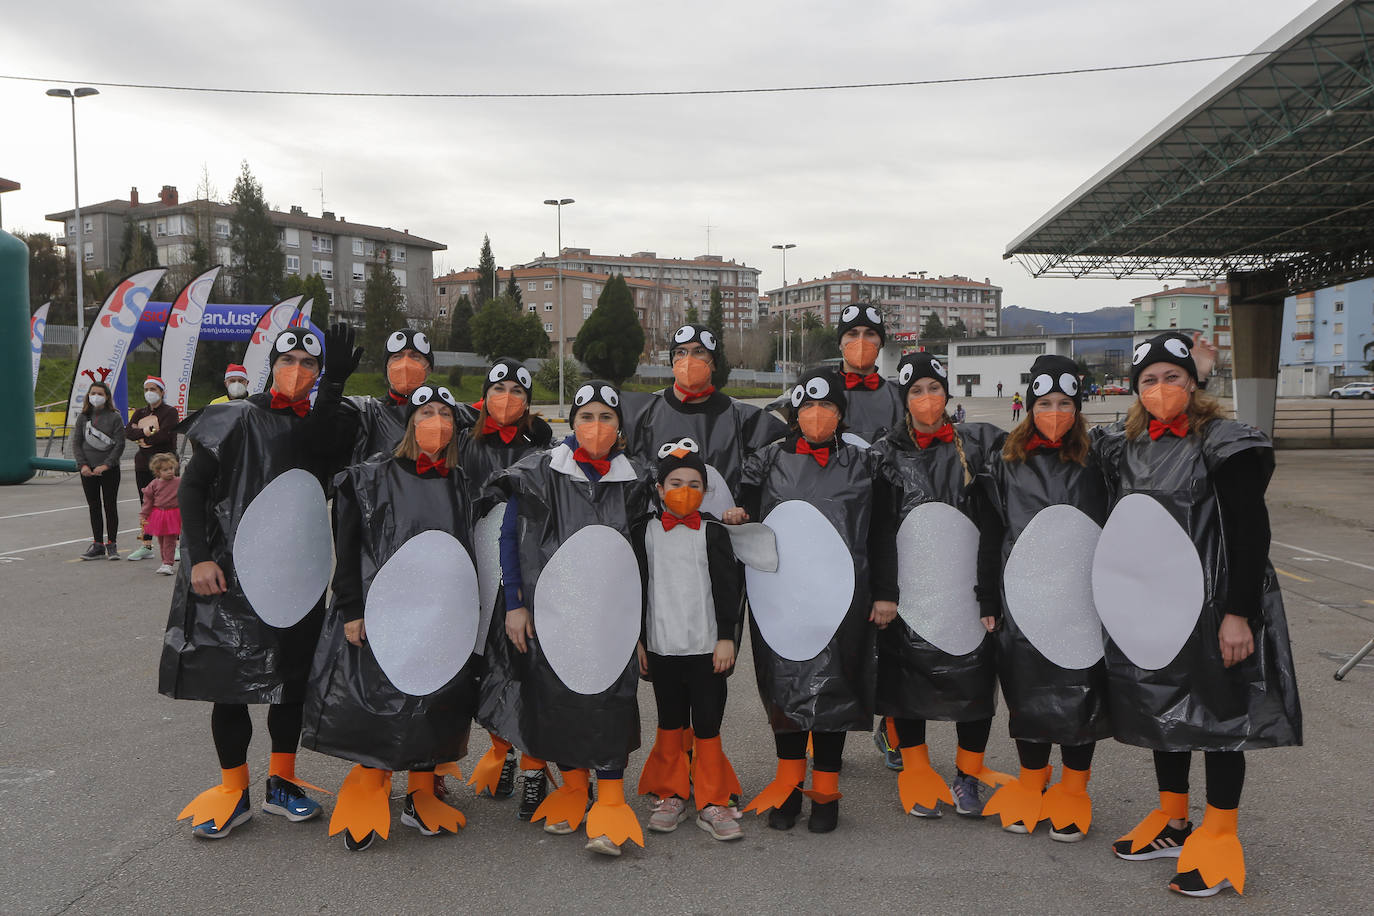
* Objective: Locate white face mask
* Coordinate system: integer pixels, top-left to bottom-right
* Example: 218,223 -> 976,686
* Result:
144,390 -> 162,405
87,394 -> 107,408
226,382 -> 248,399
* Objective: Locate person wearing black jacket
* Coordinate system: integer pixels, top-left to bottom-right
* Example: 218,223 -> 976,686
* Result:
125,375 -> 180,560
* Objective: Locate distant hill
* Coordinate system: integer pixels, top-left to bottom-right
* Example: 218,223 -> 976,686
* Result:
999,305 -> 1133,335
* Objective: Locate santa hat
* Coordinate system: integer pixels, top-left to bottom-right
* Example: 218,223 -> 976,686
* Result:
144,376 -> 165,391
224,364 -> 249,382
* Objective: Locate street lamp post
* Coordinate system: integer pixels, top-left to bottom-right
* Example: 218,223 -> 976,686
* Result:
772,243 -> 795,386
47,86 -> 99,345
543,198 -> 574,420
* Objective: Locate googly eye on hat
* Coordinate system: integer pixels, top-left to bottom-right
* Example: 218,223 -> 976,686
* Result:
1060,373 -> 1079,396
1023,354 -> 1083,411
896,351 -> 949,398
1032,374 -> 1054,397
898,362 -> 915,386
841,305 -> 860,323
836,301 -> 887,347
792,366 -> 847,416
655,435 -> 708,480
671,324 -> 717,353
1128,331 -> 1198,392
599,385 -> 619,407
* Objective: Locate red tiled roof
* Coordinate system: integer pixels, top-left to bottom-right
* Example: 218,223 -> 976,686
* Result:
435,267 -> 685,291
1130,284 -> 1225,302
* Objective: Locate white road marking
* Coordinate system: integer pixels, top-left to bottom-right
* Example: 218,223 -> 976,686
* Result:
1273,540 -> 1374,574
0,527 -> 142,557
0,499 -> 138,521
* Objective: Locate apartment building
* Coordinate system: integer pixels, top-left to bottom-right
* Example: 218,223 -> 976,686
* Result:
1279,277 -> 1374,374
434,266 -> 687,355
47,185 -> 446,327
1131,282 -> 1233,366
765,269 -> 1002,337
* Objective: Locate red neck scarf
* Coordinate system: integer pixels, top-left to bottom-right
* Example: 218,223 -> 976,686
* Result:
415,453 -> 449,476
483,415 -> 519,444
1149,414 -> 1190,440
572,447 -> 611,476
661,511 -> 702,532
914,423 -> 955,449
844,372 -> 881,391
795,438 -> 830,467
269,389 -> 310,417
673,383 -> 715,403
1026,434 -> 1061,452
387,390 -> 408,405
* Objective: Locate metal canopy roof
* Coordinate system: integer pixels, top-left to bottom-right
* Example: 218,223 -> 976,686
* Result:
1005,0 -> 1374,287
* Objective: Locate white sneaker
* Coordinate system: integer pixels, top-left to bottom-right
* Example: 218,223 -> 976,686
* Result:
647,796 -> 689,833
585,834 -> 621,857
697,804 -> 744,841
156,564 -> 175,576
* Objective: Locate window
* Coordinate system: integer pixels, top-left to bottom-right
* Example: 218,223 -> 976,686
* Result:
84,219 -> 92,233
544,302 -> 553,311
319,261 -> 334,280
459,285 -> 469,295
352,289 -> 364,304
83,242 -> 94,262
528,281 -> 537,292
352,239 -> 363,256
955,374 -> 981,386
583,283 -> 594,299
325,289 -> 335,306
527,305 -> 537,312
393,246 -> 406,263
1019,373 -> 1032,384
391,268 -> 406,287
438,305 -> 448,318
543,322 -> 553,332
1333,343 -> 1344,357
544,280 -> 554,290
286,255 -> 300,273
1334,322 -> 1344,334
215,219 -> 230,238
1334,300 -> 1344,312
583,303 -> 594,319
438,286 -> 447,296
352,262 -> 364,282
284,228 -> 299,248
156,221 -> 167,237
311,235 -> 320,252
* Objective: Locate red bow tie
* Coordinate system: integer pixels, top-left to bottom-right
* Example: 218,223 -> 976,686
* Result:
573,447 -> 611,476
662,511 -> 702,532
416,453 -> 450,476
674,383 -> 715,402
914,424 -> 955,449
269,390 -> 310,417
1149,415 -> 1190,440
1026,434 -> 1061,452
844,372 -> 881,391
484,416 -> 519,444
795,438 -> 830,467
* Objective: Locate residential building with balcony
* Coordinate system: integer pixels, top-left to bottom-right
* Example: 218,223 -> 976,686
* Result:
1279,277 -> 1373,375
1131,282 -> 1233,367
765,269 -> 1002,338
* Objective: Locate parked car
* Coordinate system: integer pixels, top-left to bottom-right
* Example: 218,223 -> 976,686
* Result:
1100,384 -> 1131,395
1328,382 -> 1374,399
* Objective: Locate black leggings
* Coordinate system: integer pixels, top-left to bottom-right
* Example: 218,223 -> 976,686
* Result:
1153,750 -> 1246,811
893,717 -> 992,754
81,469 -> 121,542
774,731 -> 845,772
647,652 -> 726,740
1015,739 -> 1096,772
210,703 -> 304,770
135,467 -> 154,541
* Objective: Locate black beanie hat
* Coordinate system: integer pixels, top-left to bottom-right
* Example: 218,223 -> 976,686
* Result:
788,367 -> 847,418
1129,332 -> 1197,393
655,436 -> 708,482
572,379 -> 623,423
1025,354 -> 1082,413
482,358 -> 534,397
669,324 -> 719,357
383,327 -> 435,368
836,303 -> 887,348
896,351 -> 949,399
269,328 -> 323,369
406,384 -> 459,421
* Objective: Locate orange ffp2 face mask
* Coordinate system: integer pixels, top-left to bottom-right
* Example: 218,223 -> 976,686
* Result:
907,392 -> 947,427
486,389 -> 527,426
663,486 -> 704,517
1033,408 -> 1076,442
415,414 -> 454,455
673,355 -> 713,393
387,357 -> 429,397
575,419 -> 618,459
1140,383 -> 1190,423
273,363 -> 317,401
843,338 -> 879,371
797,404 -> 840,444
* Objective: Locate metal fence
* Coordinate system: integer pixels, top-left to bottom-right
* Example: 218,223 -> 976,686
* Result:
1272,404 -> 1374,445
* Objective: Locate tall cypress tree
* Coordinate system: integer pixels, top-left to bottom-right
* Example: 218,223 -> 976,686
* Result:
574,274 -> 644,384
506,268 -> 523,308
361,256 -> 408,369
228,161 -> 284,304
706,284 -> 731,388
474,235 -> 497,309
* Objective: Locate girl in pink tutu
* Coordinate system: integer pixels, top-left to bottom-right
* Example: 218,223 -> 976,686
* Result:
141,453 -> 182,576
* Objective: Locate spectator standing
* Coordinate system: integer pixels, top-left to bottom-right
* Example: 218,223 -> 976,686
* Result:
140,452 -> 182,576
73,380 -> 126,560
126,376 -> 181,560
1011,393 -> 1024,422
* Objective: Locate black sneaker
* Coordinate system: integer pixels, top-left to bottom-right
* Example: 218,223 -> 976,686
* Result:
1050,822 -> 1085,843
873,722 -> 903,771
767,788 -> 803,831
1113,821 -> 1193,860
807,799 -> 839,834
401,793 -> 440,836
518,770 -> 548,821
1170,868 -> 1232,897
80,542 -> 105,560
105,541 -> 120,560
343,829 -> 377,852
495,752 -> 518,799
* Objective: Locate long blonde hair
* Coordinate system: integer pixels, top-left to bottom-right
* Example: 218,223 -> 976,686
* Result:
1124,390 -> 1226,440
907,411 -> 972,486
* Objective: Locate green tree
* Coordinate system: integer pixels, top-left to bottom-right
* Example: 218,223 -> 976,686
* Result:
118,217 -> 160,273
684,303 -> 700,324
284,273 -> 331,330
19,232 -> 73,322
448,294 -> 474,351
706,285 -> 731,388
506,269 -> 523,308
228,161 -> 284,304
474,234 -> 497,309
920,312 -> 947,341
574,274 -> 645,384
360,258 -> 408,369
534,356 -> 584,401
470,294 -> 551,360
948,317 -> 968,339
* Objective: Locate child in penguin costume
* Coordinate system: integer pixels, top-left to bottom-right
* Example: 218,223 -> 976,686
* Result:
460,359 -> 558,818
487,380 -> 654,857
1094,332 -> 1301,897
301,385 -> 481,851
622,323 -> 785,518
980,354 -> 1112,842
868,351 -> 1010,821
732,367 -> 897,834
634,437 -> 747,842
160,327 -> 333,838
834,304 -> 904,446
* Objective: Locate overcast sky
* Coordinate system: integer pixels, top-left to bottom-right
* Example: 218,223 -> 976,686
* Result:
1,0 -> 1315,312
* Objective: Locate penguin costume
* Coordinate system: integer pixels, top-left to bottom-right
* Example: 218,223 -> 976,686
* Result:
459,359 -> 556,812
868,351 -> 1010,820
160,327 -> 332,838
622,323 -> 785,517
487,380 -> 654,855
834,304 -> 904,447
301,385 -> 481,851
980,354 -> 1112,841
1094,332 -> 1301,897
736,367 -> 896,834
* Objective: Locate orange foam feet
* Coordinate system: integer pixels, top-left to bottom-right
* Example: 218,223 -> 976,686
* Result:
408,771 -> 465,832
1118,790 -> 1189,854
531,768 -> 590,831
585,777 -> 644,848
956,747 -> 1012,789
1042,766 -> 1092,834
803,769 -> 842,804
744,757 -> 807,815
692,735 -> 743,809
1176,805 -> 1245,895
984,765 -> 1050,831
466,735 -> 513,796
177,764 -> 250,830
435,761 -> 463,781
896,745 -> 955,813
636,728 -> 690,799
328,765 -> 393,842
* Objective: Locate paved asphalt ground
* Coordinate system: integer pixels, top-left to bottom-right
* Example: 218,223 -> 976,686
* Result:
3,397 -> 1372,915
